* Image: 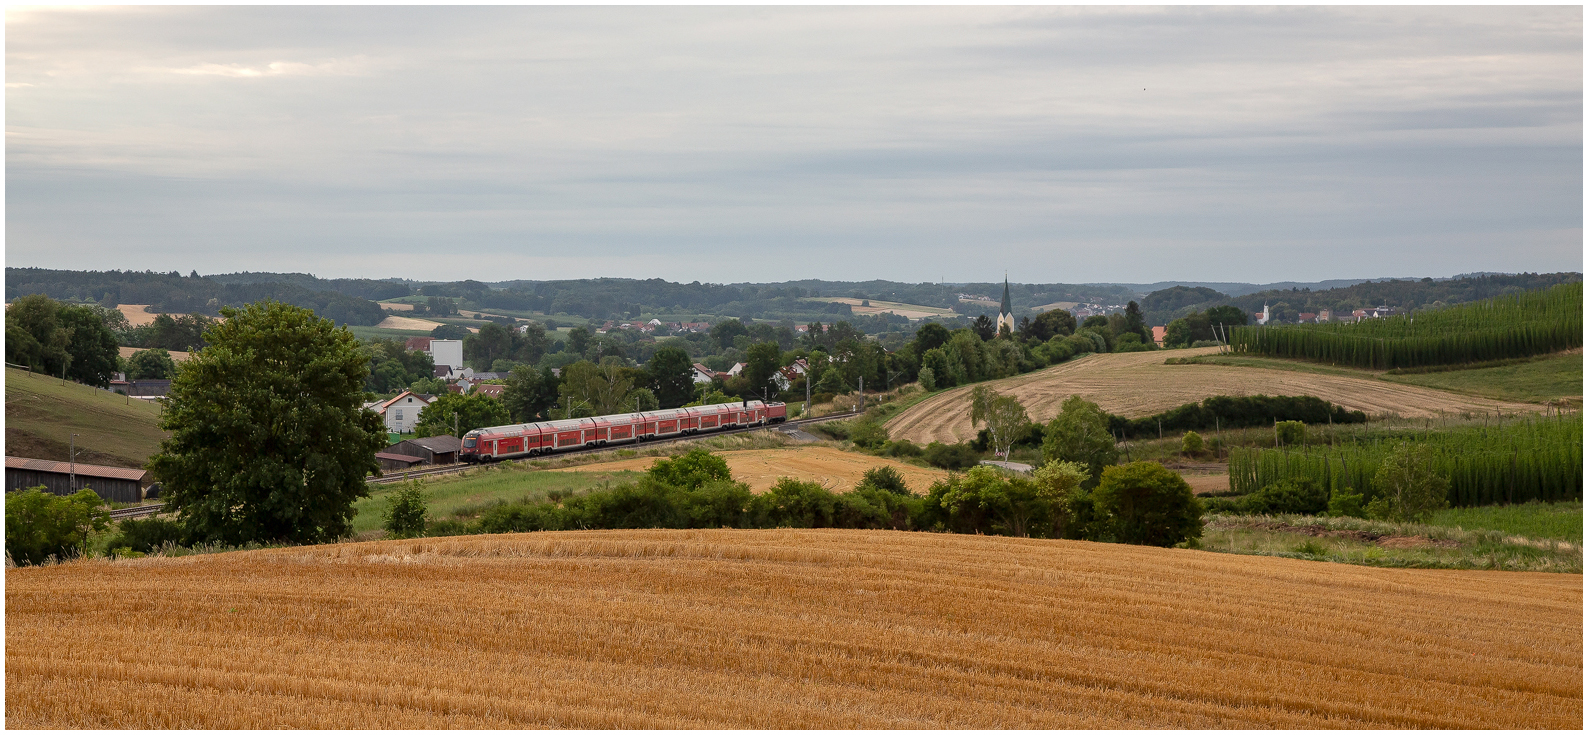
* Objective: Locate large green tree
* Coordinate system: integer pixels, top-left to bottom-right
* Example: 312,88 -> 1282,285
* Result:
646,345 -> 695,408
501,365 -> 557,422
125,348 -> 179,379
147,301 -> 386,545
743,341 -> 783,400
1041,395 -> 1120,486
414,391 -> 511,437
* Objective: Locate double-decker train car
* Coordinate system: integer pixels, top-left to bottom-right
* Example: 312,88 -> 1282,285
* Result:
460,400 -> 787,463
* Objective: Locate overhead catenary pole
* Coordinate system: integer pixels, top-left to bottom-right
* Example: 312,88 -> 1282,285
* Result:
69,433 -> 78,491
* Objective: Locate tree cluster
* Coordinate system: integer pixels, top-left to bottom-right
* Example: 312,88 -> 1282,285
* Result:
5,294 -> 121,386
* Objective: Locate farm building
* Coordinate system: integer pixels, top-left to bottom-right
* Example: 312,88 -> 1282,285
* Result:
5,456 -> 147,504
375,452 -> 427,473
385,435 -> 461,466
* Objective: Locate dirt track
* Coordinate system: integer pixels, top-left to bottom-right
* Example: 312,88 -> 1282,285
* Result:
550,446 -> 951,494
886,348 -> 1545,445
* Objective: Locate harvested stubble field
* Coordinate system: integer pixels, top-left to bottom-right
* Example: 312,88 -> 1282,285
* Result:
886,348 -> 1545,445
7,530 -> 1580,728
548,445 -> 951,493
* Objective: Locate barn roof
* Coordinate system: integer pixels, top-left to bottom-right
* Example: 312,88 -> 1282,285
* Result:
4,457 -> 147,482
375,452 -> 426,463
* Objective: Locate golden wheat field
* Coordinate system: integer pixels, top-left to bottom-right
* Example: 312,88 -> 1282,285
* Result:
886,348 -> 1546,445
549,446 -> 951,493
7,530 -> 1580,728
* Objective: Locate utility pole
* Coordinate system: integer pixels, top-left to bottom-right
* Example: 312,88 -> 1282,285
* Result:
69,433 -> 78,491
454,411 -> 460,439
804,364 -> 810,417
858,376 -> 864,412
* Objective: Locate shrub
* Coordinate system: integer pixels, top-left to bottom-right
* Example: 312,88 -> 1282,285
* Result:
753,478 -> 839,528
858,466 -> 910,495
1327,488 -> 1366,518
811,392 -> 835,405
850,419 -> 889,450
917,367 -> 937,392
109,517 -> 188,554
1092,462 -> 1204,547
1275,421 -> 1306,446
1245,478 -> 1329,515
1190,340 -> 1222,348
5,488 -> 111,565
677,480 -> 754,528
815,420 -> 851,441
383,481 -> 430,539
1181,431 -> 1205,455
648,448 -> 732,490
923,442 -> 981,471
879,440 -> 923,458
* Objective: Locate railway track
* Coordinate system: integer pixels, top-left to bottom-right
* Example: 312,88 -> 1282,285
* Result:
110,503 -> 167,520
366,411 -> 860,485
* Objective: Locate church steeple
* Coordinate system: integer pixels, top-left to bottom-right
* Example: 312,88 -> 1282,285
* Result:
996,275 -> 1015,337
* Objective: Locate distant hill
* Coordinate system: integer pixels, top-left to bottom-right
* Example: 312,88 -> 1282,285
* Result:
4,366 -> 166,469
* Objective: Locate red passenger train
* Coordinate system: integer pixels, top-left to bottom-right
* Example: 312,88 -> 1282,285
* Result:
459,400 -> 788,462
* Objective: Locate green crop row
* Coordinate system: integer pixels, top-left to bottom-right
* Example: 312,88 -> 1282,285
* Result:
1227,414 -> 1582,507
1227,282 -> 1582,369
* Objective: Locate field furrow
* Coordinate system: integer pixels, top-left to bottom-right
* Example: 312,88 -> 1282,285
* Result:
7,529 -> 1579,728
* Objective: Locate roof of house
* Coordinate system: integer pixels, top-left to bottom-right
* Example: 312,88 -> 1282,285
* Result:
474,384 -> 506,397
374,452 -> 426,463
5,456 -> 147,482
692,363 -> 715,375
400,435 -> 461,453
405,337 -> 433,352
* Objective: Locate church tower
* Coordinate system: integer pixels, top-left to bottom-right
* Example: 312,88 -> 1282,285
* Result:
996,276 -> 1015,337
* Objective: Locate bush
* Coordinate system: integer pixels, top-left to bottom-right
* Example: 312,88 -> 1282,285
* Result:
1275,421 -> 1306,446
108,517 -> 188,554
648,448 -> 732,490
1092,462 -> 1203,547
383,481 -> 430,539
811,392 -> 835,405
1180,431 -> 1205,455
923,442 -> 981,471
849,419 -> 889,450
1190,340 -> 1222,348
753,478 -> 839,528
5,488 -> 111,565
917,367 -> 937,392
1327,488 -> 1366,518
879,439 -> 923,458
858,465 -> 910,495
1245,478 -> 1329,515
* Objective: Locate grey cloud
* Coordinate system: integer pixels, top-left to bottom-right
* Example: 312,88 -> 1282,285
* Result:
5,6 -> 1580,283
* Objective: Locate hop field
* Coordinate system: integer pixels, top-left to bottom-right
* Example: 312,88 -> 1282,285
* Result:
1229,282 -> 1583,369
6,529 -> 1580,728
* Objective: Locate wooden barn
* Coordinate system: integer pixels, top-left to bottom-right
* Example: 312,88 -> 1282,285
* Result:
375,452 -> 427,473
5,457 -> 148,504
384,435 -> 461,466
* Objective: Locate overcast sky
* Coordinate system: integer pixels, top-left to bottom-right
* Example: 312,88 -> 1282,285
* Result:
5,5 -> 1582,284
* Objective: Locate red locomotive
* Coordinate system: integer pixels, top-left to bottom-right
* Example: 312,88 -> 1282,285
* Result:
459,400 -> 787,462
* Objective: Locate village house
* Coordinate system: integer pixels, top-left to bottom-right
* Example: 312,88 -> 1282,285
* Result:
370,390 -> 436,434
691,363 -> 717,384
